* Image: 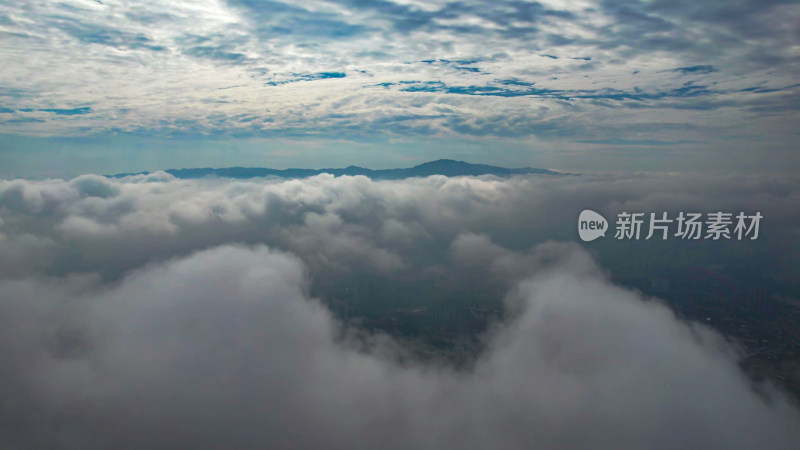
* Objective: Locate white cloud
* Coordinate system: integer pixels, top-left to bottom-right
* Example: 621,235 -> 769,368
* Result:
1,240 -> 798,448
1,173 -> 800,447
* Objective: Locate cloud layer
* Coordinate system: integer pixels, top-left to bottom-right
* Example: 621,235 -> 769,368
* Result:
2,171 -> 799,281
3,242 -> 800,449
1,0 -> 798,168
1,173 -> 800,448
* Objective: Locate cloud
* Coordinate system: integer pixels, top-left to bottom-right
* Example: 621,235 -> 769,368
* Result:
0,240 -> 798,449
1,171 -> 799,281
38,107 -> 92,116
0,0 -> 797,161
674,65 -> 717,74
1,173 -> 800,447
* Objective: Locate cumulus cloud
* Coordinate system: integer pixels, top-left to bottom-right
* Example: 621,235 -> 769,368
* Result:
1,240 -> 799,449
2,171 -> 799,281
1,173 -> 800,448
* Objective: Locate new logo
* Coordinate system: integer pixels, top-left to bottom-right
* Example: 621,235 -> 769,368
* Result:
578,209 -> 608,242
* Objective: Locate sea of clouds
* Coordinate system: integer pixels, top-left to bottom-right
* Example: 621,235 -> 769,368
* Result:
1,172 -> 799,449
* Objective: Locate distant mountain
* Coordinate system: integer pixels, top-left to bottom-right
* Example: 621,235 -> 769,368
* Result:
110,159 -> 569,180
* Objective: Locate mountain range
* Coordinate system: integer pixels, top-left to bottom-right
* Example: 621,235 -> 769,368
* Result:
111,159 -> 568,180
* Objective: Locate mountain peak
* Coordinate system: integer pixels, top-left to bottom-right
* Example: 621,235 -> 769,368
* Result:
414,159 -> 466,166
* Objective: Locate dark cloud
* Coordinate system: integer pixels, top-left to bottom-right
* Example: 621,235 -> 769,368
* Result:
1,117 -> 46,124
266,72 -> 347,86
39,107 -> 92,116
183,46 -> 249,63
48,16 -> 166,51
331,0 -> 574,36
372,79 -> 726,105
226,0 -> 371,41
674,65 -> 717,74
594,0 -> 800,68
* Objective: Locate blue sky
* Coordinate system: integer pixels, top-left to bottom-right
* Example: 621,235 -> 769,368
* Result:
0,0 -> 799,176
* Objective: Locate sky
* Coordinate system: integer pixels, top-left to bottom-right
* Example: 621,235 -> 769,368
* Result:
1,0 -> 799,176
